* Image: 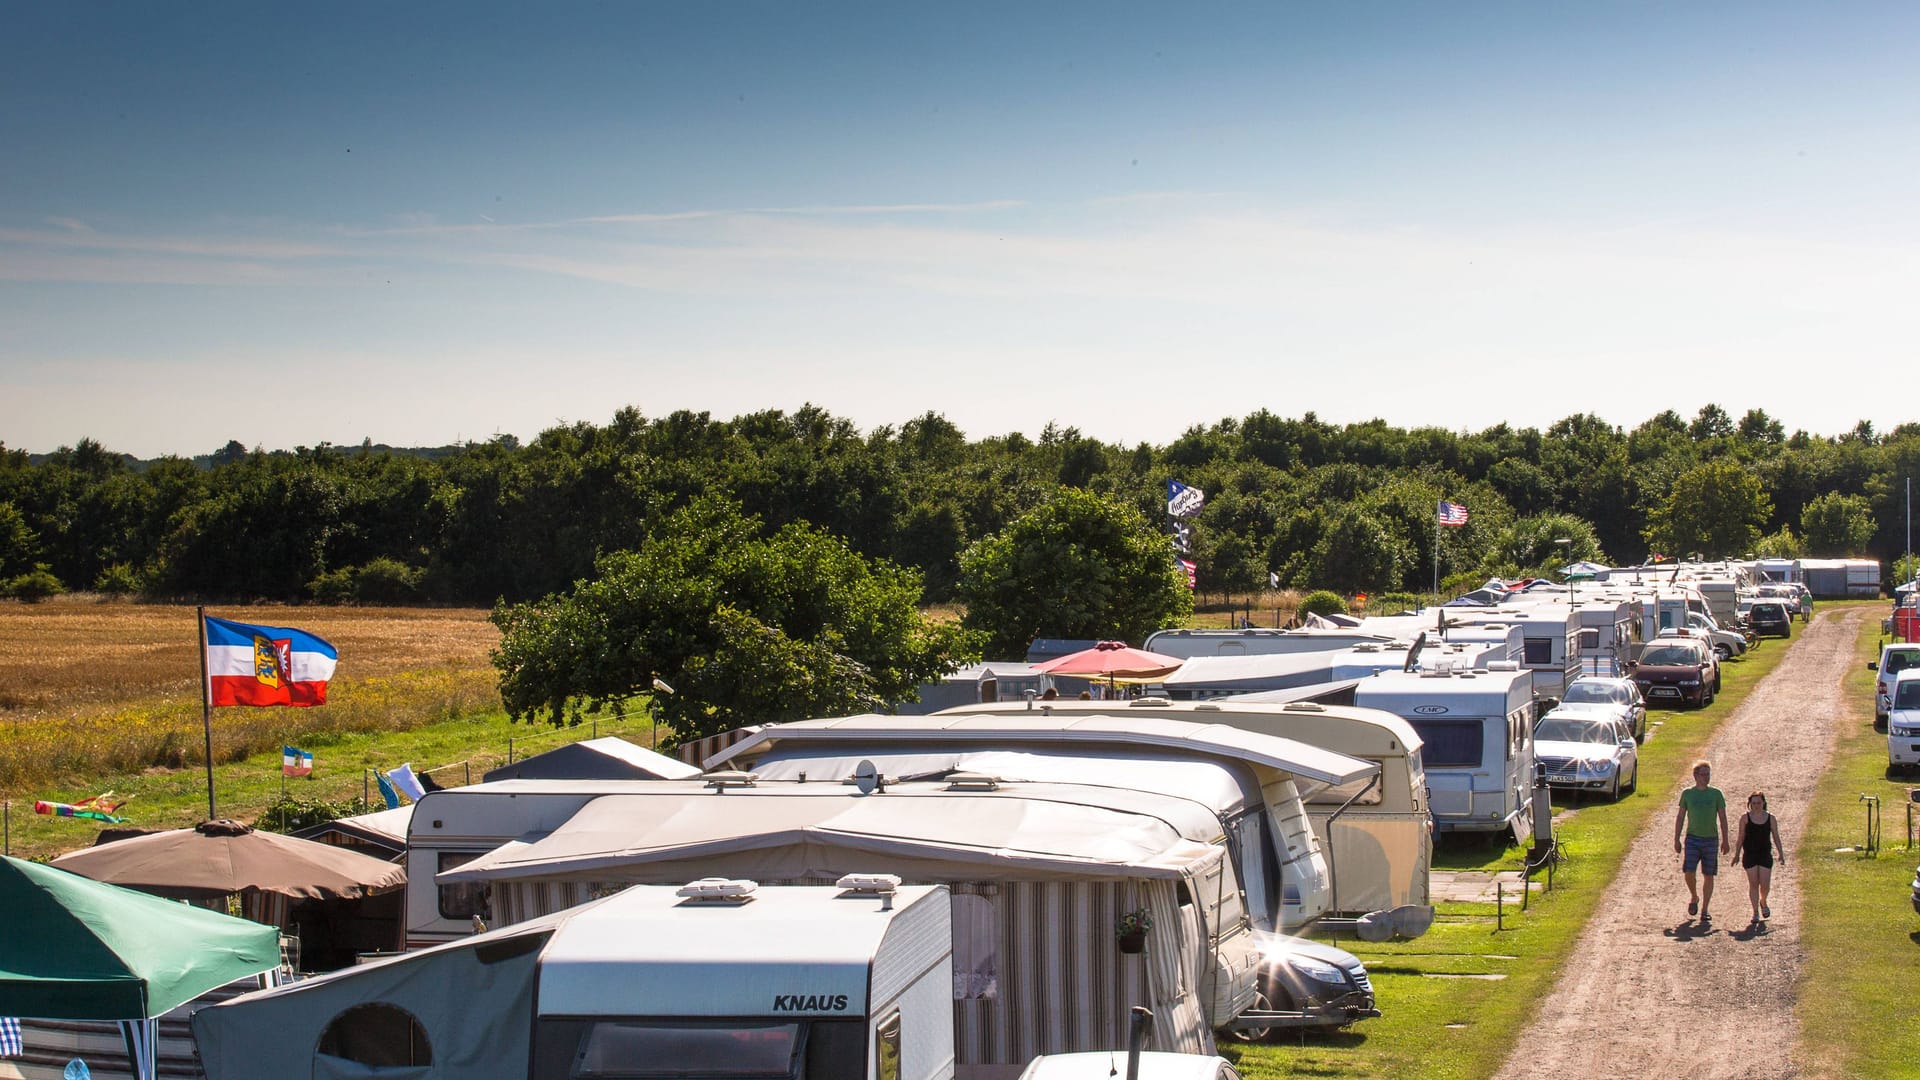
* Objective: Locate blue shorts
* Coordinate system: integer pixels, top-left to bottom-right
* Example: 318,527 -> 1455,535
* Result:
1683,834 -> 1719,876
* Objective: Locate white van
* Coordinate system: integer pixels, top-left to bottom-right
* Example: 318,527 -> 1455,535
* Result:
1352,667 -> 1537,844
1870,643 -> 1920,730
1889,669 -> 1920,772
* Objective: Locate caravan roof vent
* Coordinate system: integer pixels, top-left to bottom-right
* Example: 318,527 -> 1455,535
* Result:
1128,695 -> 1173,707
836,873 -> 902,895
1282,702 -> 1326,713
1352,643 -> 1381,653
1486,660 -> 1521,671
704,770 -> 759,790
677,877 -> 758,902
945,772 -> 1002,791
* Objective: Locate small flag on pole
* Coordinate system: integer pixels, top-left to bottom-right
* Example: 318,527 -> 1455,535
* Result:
1177,558 -> 1197,589
1437,500 -> 1470,527
281,746 -> 313,777
387,763 -> 427,802
34,795 -> 129,824
1167,480 -> 1206,519
0,1016 -> 23,1057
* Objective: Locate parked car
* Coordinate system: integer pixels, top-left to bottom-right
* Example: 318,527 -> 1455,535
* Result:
1533,710 -> 1639,800
1633,638 -> 1717,708
1681,612 -> 1747,660
1887,669 -> 1920,774
1745,600 -> 1794,639
1869,643 -> 1920,731
1558,675 -> 1648,741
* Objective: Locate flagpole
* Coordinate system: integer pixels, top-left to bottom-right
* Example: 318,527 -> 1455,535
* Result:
198,606 -> 216,820
1433,506 -> 1441,601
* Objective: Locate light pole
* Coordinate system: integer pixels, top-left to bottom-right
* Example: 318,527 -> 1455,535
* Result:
1554,538 -> 1574,605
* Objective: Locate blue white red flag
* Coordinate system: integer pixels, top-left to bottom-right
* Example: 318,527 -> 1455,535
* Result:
282,746 -> 314,777
0,1016 -> 21,1057
204,616 -> 337,707
1437,500 -> 1470,527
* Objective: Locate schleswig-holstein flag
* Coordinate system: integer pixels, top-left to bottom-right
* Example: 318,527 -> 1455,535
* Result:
204,616 -> 338,707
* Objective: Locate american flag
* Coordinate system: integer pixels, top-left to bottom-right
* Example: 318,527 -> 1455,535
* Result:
0,1017 -> 23,1057
1177,558 -> 1197,589
1437,500 -> 1470,527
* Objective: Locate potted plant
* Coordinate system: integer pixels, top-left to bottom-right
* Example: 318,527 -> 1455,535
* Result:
1115,907 -> 1153,954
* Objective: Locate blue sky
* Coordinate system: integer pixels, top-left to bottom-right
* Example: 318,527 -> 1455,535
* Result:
4,2 -> 1918,456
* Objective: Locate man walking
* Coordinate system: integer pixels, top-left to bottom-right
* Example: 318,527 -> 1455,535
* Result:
1674,759 -> 1730,923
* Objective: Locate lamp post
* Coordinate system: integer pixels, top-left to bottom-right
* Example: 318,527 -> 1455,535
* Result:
1554,538 -> 1574,605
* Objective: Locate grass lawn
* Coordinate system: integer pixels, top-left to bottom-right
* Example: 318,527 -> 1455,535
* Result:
1225,625 -> 1800,1078
1796,606 -> 1920,1080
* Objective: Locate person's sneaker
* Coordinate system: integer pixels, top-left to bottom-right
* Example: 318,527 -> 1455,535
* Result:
1688,899 -> 1699,916
1761,903 -> 1770,919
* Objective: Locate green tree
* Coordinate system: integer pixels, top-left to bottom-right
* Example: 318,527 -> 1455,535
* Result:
1483,513 -> 1607,579
958,488 -> 1193,657
1800,492 -> 1875,554
1643,460 -> 1772,558
491,496 -> 974,739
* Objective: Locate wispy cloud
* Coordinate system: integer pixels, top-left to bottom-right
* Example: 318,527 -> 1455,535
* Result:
45,216 -> 93,234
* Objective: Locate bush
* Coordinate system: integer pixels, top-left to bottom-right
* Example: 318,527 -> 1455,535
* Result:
308,558 -> 425,605
92,563 -> 145,596
4,566 -> 66,602
1370,591 -> 1425,615
256,792 -> 373,834
1297,589 -> 1349,617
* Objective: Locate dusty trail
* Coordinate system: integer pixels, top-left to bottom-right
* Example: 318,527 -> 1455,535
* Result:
1492,608 -> 1866,1080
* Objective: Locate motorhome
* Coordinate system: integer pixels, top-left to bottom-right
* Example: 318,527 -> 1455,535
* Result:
194,878 -> 958,1080
1351,667 -> 1538,844
404,716 -> 1385,1066
946,698 -> 1434,940
1572,595 -> 1638,677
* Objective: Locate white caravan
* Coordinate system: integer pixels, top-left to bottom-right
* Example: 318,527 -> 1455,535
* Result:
405,717 -> 1384,1068
1144,627 -> 1394,659
1351,668 -> 1538,844
194,878 -> 956,1080
944,698 -> 1435,940
1158,638 -> 1505,701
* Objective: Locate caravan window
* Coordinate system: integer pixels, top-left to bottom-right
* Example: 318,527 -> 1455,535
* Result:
436,852 -> 493,921
1523,638 -> 1552,665
1579,628 -> 1601,650
318,1003 -> 432,1067
1406,720 -> 1483,768
876,1011 -> 901,1080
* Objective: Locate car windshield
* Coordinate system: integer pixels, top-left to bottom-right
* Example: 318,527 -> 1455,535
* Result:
1535,718 -> 1618,744
1640,646 -> 1698,665
1563,683 -> 1625,705
1886,650 -> 1920,674
1897,682 -> 1920,709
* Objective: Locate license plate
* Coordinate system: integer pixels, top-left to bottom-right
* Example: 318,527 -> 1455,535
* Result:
1651,687 -> 1680,697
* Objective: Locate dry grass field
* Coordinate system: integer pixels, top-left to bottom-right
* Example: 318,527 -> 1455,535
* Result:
0,598 -> 501,791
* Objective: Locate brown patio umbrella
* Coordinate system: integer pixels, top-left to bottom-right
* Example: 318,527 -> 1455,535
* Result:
49,819 -> 406,902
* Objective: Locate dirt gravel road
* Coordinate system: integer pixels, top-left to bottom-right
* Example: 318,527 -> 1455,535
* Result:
1492,607 -> 1867,1080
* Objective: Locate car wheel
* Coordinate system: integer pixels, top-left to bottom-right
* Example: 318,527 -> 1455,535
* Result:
1231,989 -> 1274,1043
1625,764 -> 1639,795
1607,774 -> 1620,801
1714,644 -> 1731,661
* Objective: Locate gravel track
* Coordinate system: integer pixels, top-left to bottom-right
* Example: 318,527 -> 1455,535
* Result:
1491,608 -> 1866,1080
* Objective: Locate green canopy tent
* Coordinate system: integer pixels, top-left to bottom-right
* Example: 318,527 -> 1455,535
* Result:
0,856 -> 281,1080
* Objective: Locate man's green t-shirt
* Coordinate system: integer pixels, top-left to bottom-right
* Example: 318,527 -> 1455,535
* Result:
1680,786 -> 1726,838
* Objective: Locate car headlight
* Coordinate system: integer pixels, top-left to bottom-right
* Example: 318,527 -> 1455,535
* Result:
1286,955 -> 1349,985
1580,760 -> 1615,776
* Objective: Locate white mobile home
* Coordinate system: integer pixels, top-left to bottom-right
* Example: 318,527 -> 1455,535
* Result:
1352,668 -> 1537,844
194,879 -> 956,1080
1158,638 -> 1504,700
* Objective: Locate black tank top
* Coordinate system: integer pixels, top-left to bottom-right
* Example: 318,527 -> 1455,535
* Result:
1741,813 -> 1775,866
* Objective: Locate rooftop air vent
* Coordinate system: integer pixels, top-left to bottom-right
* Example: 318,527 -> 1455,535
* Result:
677,877 -> 758,902
836,873 -> 902,895
1487,661 -> 1521,671
704,770 -> 759,790
1282,702 -> 1325,713
1129,696 -> 1173,707
945,772 -> 1001,791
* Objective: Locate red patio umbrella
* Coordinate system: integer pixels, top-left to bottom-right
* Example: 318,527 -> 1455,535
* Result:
1032,640 -> 1184,680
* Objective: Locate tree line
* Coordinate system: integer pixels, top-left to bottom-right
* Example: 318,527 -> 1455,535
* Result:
2,404 -> 1912,608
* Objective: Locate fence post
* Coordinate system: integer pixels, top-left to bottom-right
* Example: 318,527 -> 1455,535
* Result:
466,761 -> 472,786
509,738 -> 514,765
1496,880 -> 1504,931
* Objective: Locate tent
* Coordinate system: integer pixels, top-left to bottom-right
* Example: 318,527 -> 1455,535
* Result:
481,736 -> 700,784
0,856 -> 280,1080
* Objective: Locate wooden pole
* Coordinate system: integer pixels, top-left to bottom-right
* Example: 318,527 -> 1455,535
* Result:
198,606 -> 217,820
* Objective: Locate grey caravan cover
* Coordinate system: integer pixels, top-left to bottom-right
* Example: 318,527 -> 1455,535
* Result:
191,917 -> 555,1080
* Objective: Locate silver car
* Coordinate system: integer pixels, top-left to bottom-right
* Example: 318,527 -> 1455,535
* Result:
1533,711 -> 1639,801
1560,676 -> 1649,741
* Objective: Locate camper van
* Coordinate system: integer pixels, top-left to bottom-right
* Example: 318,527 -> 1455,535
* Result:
947,698 -> 1435,940
1352,668 -> 1537,844
194,878 -> 957,1080
404,716 -> 1385,1066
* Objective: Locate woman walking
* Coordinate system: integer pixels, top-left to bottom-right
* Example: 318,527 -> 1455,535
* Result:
1732,791 -> 1787,926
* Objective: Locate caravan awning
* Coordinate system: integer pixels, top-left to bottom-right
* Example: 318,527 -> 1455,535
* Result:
437,786 -> 1226,885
